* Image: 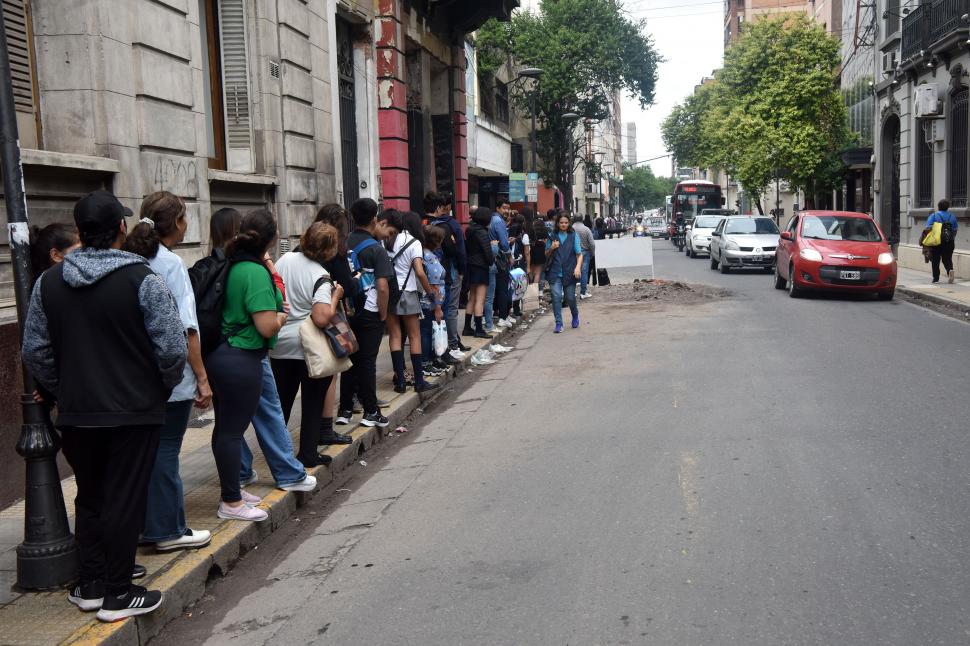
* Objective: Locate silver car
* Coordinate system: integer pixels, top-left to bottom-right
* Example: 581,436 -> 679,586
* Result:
709,216 -> 780,274
685,214 -> 726,258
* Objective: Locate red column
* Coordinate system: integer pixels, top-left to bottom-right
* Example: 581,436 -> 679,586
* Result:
376,0 -> 409,211
452,45 -> 469,224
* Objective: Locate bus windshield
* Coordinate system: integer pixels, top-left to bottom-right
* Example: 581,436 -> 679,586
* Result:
675,191 -> 720,219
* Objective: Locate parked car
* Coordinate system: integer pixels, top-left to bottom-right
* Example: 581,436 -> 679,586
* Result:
685,214 -> 726,258
699,208 -> 735,217
774,210 -> 897,300
646,216 -> 668,238
709,216 -> 779,273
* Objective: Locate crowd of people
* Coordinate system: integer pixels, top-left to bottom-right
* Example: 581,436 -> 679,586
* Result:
18,189 -> 596,624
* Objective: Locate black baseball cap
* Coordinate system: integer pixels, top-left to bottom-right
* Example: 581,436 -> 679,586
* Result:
73,190 -> 132,240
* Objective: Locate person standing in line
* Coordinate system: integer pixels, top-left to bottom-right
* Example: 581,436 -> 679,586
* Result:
202,209 -> 319,491
123,192 -> 213,554
22,190 -> 187,621
383,211 -> 440,394
530,217 -> 548,294
338,198 -> 393,428
270,223 -> 345,466
594,214 -> 606,240
572,213 -> 596,299
488,199 -> 514,330
426,192 -> 469,356
509,212 -> 530,318
547,212 -> 583,333
419,224 -> 447,376
30,223 -> 80,275
463,207 -> 496,338
207,209 -> 286,521
924,199 -> 959,283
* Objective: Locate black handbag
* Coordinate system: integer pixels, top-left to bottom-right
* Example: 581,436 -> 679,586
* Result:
596,268 -> 611,286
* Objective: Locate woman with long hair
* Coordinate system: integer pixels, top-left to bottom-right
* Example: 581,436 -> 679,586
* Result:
547,212 -> 583,333
530,217 -> 548,293
207,209 -> 285,521
30,223 -> 79,280
382,210 -> 439,393
462,207 -> 495,338
124,191 -> 213,550
269,223 -> 344,465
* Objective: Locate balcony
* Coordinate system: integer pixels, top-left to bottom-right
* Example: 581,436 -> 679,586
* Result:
900,0 -> 970,63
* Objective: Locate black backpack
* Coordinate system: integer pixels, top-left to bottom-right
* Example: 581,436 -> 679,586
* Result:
941,214 -> 955,244
188,249 -> 232,356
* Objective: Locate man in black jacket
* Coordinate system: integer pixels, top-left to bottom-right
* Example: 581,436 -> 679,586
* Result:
22,190 -> 186,622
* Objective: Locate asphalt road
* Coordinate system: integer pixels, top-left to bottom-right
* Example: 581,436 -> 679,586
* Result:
156,241 -> 970,646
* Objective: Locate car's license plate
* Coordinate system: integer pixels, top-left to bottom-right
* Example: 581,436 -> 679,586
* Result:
840,270 -> 861,280
751,255 -> 762,263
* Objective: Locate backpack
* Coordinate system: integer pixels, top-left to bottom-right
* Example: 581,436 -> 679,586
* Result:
188,248 -> 232,356
348,237 -> 380,314
387,236 -> 419,312
941,213 -> 955,244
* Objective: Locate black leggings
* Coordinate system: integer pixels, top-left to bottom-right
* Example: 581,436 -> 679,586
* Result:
207,343 -> 264,503
271,358 -> 332,467
931,241 -> 955,281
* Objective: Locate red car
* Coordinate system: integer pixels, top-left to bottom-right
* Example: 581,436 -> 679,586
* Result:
774,210 -> 897,300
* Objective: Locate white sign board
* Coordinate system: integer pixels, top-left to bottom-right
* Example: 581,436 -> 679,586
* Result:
594,237 -> 654,279
526,172 -> 538,201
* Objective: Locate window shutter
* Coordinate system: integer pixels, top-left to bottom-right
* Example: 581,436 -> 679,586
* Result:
2,0 -> 32,111
218,0 -> 254,172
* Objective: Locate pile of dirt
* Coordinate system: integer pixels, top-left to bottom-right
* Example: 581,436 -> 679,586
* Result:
595,279 -> 730,304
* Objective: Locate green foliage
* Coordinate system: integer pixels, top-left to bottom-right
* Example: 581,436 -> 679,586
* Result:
620,165 -> 676,212
661,14 -> 851,205
475,0 -> 660,194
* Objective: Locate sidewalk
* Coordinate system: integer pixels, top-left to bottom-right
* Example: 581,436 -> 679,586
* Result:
896,265 -> 970,320
0,291 -> 543,646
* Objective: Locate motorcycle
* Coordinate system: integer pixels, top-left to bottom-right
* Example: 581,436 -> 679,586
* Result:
673,222 -> 686,251
632,223 -> 647,238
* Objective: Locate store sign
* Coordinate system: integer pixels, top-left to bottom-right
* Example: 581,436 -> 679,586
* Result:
526,172 -> 538,202
509,173 -> 526,202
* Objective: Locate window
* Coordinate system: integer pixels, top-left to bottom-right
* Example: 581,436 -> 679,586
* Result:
916,126 -> 933,208
886,0 -> 900,35
478,73 -> 494,120
510,143 -> 523,172
199,0 -> 254,172
3,0 -> 39,148
949,88 -> 968,207
495,80 -> 509,125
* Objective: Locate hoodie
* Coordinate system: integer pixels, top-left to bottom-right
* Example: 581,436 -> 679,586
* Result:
22,247 -> 187,427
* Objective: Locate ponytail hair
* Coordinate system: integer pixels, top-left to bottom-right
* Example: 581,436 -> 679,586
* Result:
124,191 -> 186,259
209,207 -> 242,252
225,208 -> 277,259
30,222 -> 79,275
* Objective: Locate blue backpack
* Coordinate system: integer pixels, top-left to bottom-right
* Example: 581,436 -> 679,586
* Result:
348,237 -> 380,313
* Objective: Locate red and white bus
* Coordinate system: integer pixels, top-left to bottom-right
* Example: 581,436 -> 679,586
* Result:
672,180 -> 724,223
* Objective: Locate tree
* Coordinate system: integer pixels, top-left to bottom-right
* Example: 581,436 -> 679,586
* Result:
476,1 -> 660,207
621,165 -> 675,212
660,15 -> 850,212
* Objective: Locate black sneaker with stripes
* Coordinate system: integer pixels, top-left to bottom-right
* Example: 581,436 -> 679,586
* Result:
95,585 -> 162,622
68,580 -> 104,611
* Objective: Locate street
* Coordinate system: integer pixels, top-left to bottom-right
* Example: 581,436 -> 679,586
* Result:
154,242 -> 970,646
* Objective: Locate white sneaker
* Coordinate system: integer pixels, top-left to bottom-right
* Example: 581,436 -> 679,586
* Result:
239,470 -> 258,487
279,475 -> 317,492
449,349 -> 466,360
580,293 -> 591,300
506,316 -> 517,324
240,490 -> 262,505
496,318 -> 512,329
154,528 -> 212,553
218,502 -> 268,522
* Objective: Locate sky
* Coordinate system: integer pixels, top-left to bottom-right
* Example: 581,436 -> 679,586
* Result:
618,0 -> 726,177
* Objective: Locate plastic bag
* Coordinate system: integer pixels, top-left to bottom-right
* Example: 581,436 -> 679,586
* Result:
432,320 -> 448,357
510,268 -> 528,301
922,222 -> 942,247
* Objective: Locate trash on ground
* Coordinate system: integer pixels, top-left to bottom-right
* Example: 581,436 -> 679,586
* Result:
394,426 -> 408,433
336,488 -> 351,493
359,460 -> 368,467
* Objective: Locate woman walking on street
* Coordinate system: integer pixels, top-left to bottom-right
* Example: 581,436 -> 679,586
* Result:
207,209 -> 285,521
124,191 -> 213,551
547,212 -> 583,333
463,207 -> 495,338
270,222 -> 345,466
925,199 -> 959,283
383,211 -> 440,393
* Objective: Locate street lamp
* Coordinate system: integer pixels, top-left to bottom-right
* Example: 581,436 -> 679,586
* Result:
562,112 -> 581,214
0,12 -> 78,589
517,67 -> 543,215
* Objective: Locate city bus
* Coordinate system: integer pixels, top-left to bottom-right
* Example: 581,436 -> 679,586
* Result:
672,180 -> 724,224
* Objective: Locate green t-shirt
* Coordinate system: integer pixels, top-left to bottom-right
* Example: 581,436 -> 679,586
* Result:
222,261 -> 283,350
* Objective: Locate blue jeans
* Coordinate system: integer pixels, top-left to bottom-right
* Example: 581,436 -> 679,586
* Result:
143,399 -> 193,542
445,270 -> 461,346
239,357 -> 309,487
550,278 -> 578,326
484,264 -> 497,330
580,254 -> 592,295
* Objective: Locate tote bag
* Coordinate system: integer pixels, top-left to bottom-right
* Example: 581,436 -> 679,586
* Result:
922,222 -> 942,247
300,316 -> 351,378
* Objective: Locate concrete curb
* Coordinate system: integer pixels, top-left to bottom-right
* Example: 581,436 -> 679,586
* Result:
897,286 -> 970,322
57,313 -> 537,646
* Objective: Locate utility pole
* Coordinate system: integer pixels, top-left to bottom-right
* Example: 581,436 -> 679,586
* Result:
0,12 -> 78,589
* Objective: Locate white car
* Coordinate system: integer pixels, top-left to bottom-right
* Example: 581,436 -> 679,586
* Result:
685,214 -> 726,258
709,216 -> 780,273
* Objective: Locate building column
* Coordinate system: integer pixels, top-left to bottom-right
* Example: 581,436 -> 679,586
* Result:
451,45 -> 469,223
375,0 -> 409,210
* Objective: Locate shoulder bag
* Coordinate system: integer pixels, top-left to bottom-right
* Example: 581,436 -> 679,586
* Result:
299,275 -> 353,378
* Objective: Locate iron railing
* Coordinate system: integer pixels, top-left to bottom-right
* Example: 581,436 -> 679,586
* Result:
931,0 -> 969,43
901,5 -> 931,60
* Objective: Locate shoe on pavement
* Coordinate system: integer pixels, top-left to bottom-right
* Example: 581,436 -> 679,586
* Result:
69,581 -> 104,611
554,323 -> 563,333
239,470 -> 258,487
579,293 -> 591,300
132,564 -> 146,580
496,318 -> 512,329
361,411 -> 390,428
474,330 -> 493,339
441,353 -> 461,365
453,341 -> 472,352
96,585 -> 162,623
461,326 -> 476,337
415,382 -> 440,394
948,269 -> 956,283
239,490 -> 262,506
217,501 -> 268,521
155,528 -> 212,553
319,430 -> 353,445
335,410 -> 353,425
571,316 -> 580,329
449,349 -> 466,360
351,397 -> 364,414
376,398 -> 390,409
279,474 -> 317,492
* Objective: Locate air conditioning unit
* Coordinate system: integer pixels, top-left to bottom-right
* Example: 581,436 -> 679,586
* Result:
915,84 -> 941,117
881,51 -> 898,75
923,119 -> 945,144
